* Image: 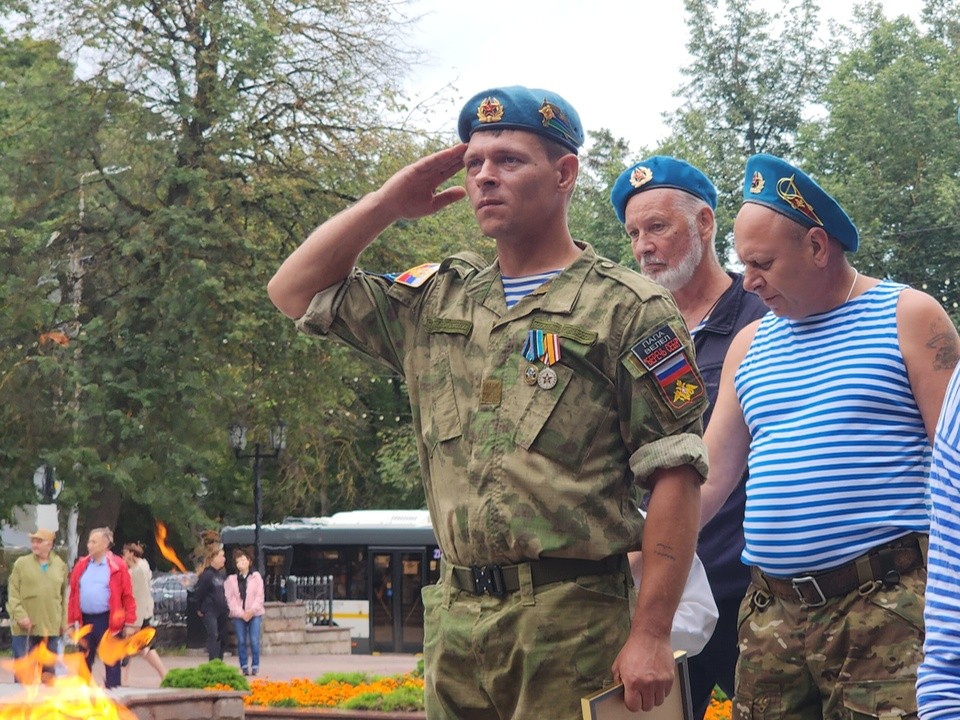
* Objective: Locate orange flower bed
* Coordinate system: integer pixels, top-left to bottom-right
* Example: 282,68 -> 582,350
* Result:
704,695 -> 732,720
218,674 -> 730,716
242,676 -> 425,709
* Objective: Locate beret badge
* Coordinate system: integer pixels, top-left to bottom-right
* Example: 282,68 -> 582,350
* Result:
476,97 -> 504,124
776,175 -> 823,226
749,171 -> 764,194
629,166 -> 653,189
538,100 -> 578,147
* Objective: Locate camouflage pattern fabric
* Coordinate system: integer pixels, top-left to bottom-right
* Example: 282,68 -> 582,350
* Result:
422,562 -> 635,719
734,566 -> 925,719
297,243 -> 708,566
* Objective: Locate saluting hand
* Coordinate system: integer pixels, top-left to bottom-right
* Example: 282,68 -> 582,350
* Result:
372,144 -> 468,222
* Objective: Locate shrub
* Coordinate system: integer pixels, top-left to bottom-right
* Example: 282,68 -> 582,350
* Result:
314,671 -> 369,686
413,658 -> 424,678
343,684 -> 425,712
160,659 -> 250,691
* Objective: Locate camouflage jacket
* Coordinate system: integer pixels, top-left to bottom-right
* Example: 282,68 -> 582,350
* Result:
297,243 -> 708,565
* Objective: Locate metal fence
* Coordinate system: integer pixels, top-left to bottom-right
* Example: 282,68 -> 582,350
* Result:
151,572 -> 334,628
274,574 -> 335,626
151,572 -> 195,627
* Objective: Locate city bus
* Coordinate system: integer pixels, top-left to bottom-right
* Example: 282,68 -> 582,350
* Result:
219,509 -> 439,654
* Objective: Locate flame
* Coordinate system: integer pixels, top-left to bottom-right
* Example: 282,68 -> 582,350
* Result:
70,625 -> 92,644
0,640 -> 138,720
97,627 -> 156,666
154,520 -> 188,573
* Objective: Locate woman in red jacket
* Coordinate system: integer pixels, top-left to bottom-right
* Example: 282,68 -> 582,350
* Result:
68,527 -> 136,688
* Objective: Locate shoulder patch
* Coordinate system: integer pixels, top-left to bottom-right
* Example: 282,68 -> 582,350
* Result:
631,325 -> 684,370
393,262 -> 440,288
629,324 -> 706,416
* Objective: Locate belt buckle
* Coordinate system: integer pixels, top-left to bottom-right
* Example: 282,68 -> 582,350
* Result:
791,575 -> 827,608
471,565 -> 505,597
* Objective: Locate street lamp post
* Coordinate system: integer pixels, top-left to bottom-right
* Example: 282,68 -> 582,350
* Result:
228,421 -> 286,575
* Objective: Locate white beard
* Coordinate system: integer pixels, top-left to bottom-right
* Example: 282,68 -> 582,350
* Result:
643,233 -> 704,293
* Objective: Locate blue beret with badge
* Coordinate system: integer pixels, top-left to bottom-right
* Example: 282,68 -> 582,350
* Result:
609,156 -> 717,224
457,86 -> 584,155
742,153 -> 859,252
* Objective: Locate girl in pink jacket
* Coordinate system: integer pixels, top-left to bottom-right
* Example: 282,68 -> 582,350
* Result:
223,547 -> 265,675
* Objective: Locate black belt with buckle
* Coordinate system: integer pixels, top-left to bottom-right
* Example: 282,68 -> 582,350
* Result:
751,533 -> 926,608
448,555 -> 627,597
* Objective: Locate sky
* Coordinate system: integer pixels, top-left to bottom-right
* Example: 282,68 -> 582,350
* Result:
400,0 -> 926,152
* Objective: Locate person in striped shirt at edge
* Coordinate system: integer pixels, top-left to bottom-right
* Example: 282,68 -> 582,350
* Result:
917,361 -> 960,716
699,153 -> 959,720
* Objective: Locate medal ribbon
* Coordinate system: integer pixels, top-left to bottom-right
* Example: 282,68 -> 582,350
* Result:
523,330 -> 561,365
540,333 -> 561,366
521,330 -> 538,362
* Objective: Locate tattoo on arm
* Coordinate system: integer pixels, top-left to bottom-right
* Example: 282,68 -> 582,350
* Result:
653,543 -> 676,562
927,319 -> 960,371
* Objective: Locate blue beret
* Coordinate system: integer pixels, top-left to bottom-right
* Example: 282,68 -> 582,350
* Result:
743,154 -> 859,252
609,156 -> 717,224
457,86 -> 584,154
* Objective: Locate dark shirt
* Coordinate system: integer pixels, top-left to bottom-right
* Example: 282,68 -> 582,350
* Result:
693,272 -> 768,599
194,567 -> 228,616
238,573 -> 248,606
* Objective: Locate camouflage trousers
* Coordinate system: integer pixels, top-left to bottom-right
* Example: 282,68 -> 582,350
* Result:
734,565 -> 925,720
422,561 -> 634,720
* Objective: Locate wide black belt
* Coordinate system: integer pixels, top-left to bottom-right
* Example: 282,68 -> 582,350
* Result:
751,533 -> 926,608
448,555 -> 627,597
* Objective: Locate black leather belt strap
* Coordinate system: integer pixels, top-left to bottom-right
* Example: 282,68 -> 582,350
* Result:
448,555 -> 627,597
751,533 -> 926,608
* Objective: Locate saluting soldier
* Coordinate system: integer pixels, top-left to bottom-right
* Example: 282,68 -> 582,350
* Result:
268,85 -> 709,719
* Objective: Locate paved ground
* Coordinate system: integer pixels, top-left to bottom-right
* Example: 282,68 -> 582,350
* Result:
0,650 -> 422,689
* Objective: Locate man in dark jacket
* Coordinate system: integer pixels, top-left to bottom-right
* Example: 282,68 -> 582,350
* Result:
193,545 -> 228,661
611,156 -> 767,719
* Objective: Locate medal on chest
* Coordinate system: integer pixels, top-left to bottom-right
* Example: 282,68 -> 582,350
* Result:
521,329 -> 561,390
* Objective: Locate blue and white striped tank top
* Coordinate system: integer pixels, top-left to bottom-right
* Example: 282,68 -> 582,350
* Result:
917,364 -> 960,718
735,280 -> 930,576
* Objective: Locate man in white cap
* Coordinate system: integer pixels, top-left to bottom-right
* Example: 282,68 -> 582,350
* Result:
6,528 -> 68,682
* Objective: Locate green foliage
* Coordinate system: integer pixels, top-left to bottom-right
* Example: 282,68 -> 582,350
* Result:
663,0 -> 830,259
160,659 -> 250,691
342,685 -> 425,712
570,129 -> 637,267
268,698 -> 299,707
0,0 -> 444,549
413,657 -> 425,678
314,671 -> 370,686
805,2 -> 960,320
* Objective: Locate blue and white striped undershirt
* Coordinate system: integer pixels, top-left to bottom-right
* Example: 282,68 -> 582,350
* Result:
917,364 -> 960,718
735,281 -> 929,576
502,270 -> 562,308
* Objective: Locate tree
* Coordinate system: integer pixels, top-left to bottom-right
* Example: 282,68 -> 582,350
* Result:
805,1 -> 960,321
0,36 -> 110,521
661,0 -> 831,257
570,129 -> 639,266
0,0 -> 443,544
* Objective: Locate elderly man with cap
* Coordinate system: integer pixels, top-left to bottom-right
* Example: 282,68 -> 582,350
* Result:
610,157 -> 767,720
6,528 -> 69,682
268,85 -> 709,718
700,153 -> 959,719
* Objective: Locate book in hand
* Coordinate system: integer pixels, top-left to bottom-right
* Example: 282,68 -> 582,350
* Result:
581,650 -> 694,720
